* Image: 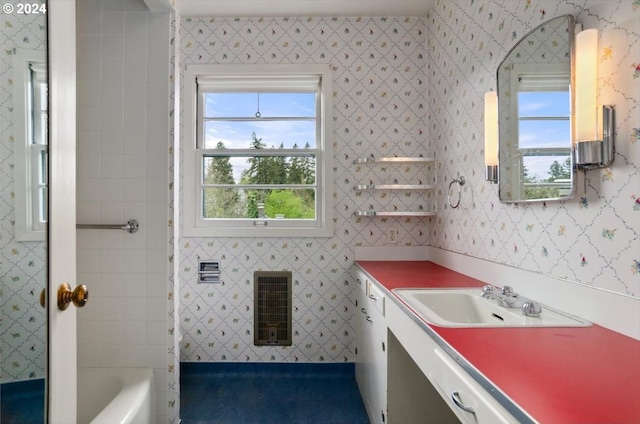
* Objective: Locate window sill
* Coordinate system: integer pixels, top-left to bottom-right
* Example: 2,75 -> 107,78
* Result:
181,224 -> 333,238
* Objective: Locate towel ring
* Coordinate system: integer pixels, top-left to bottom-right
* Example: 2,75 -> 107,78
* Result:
448,176 -> 465,209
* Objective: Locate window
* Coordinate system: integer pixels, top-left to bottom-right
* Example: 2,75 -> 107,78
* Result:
182,65 -> 333,237
13,49 -> 47,241
510,64 -> 572,200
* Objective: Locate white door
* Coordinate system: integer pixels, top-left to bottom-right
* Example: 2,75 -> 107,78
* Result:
47,1 -> 78,423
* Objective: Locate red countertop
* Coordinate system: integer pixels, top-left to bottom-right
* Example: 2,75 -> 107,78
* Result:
356,261 -> 640,424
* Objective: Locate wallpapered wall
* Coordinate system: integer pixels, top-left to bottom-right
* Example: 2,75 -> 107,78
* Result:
167,3 -> 640,417
179,16 -> 431,362
178,0 -> 639,365
0,12 -> 46,383
426,0 -> 639,297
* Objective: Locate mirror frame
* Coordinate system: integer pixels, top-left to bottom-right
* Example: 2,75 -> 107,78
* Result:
496,14 -> 576,203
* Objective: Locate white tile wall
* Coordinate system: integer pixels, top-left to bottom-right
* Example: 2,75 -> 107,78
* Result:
76,1 -> 171,422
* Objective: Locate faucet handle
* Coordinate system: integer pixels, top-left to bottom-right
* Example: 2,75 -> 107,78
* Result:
522,301 -> 542,317
481,284 -> 494,293
500,285 -> 514,296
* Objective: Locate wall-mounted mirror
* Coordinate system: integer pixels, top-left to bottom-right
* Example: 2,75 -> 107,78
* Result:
497,15 -> 576,202
1,4 -> 48,423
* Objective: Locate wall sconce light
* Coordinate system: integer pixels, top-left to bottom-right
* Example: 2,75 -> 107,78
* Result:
484,91 -> 498,183
574,28 -> 615,169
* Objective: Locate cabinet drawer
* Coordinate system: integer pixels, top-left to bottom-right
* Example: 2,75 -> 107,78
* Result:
431,348 -> 515,424
366,280 -> 386,316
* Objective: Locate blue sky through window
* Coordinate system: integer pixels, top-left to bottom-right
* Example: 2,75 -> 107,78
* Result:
204,92 -> 316,148
203,92 -> 317,182
518,91 -> 570,117
518,90 -> 571,180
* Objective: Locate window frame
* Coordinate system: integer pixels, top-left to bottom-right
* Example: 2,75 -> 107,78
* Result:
509,63 -> 573,199
182,64 -> 333,238
13,49 -> 47,241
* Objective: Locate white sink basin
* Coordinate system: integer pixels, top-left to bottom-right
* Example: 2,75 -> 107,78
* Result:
393,288 -> 591,328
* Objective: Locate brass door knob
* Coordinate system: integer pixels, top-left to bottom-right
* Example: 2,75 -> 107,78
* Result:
57,283 -> 89,310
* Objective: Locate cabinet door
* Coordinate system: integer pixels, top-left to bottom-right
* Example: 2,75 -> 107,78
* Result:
365,280 -> 388,424
354,275 -> 369,397
369,306 -> 388,424
355,271 -> 390,424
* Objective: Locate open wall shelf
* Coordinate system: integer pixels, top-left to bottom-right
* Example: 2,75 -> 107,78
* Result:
353,156 -> 437,218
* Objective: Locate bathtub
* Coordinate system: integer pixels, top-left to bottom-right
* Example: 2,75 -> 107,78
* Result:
77,368 -> 155,424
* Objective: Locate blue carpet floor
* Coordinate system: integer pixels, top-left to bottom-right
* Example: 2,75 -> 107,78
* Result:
0,379 -> 45,424
180,362 -> 370,424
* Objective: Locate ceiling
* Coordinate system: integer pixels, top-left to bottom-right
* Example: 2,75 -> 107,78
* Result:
176,0 -> 436,17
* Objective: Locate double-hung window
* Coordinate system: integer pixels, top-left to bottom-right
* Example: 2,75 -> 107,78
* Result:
182,65 -> 333,237
510,63 -> 572,200
13,49 -> 47,241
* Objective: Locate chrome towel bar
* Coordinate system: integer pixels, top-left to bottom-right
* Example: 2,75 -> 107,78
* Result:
76,219 -> 139,234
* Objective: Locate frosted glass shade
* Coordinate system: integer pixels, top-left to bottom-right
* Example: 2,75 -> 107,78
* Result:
484,91 -> 498,166
575,28 -> 598,142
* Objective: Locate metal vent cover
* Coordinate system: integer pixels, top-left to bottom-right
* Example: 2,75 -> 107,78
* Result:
254,271 -> 292,346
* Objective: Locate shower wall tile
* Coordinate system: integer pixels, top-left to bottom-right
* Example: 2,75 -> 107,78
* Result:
124,130 -> 148,153
102,12 -> 126,35
102,36 -> 125,61
125,273 -> 146,296
124,320 -> 146,343
126,13 -> 149,37
147,129 -> 169,152
78,344 -> 101,368
100,344 -> 123,367
77,35 -> 103,62
78,107 -> 102,131
123,344 -> 147,366
78,11 -> 103,36
76,1 -> 171,423
125,0 -> 148,12
101,130 -> 124,154
102,60 -> 125,84
78,82 -> 103,107
124,178 -> 147,201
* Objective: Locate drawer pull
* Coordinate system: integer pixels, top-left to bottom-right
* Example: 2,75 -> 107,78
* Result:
361,307 -> 367,314
366,316 -> 374,323
369,294 -> 379,301
451,391 -> 475,415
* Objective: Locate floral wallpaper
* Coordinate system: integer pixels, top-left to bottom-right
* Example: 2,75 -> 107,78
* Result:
427,0 -> 639,297
177,1 -> 639,372
178,15 -> 431,363
0,10 -> 47,383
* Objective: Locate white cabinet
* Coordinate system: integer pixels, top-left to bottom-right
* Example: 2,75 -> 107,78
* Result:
355,267 -> 519,424
355,270 -> 388,424
384,285 -> 517,424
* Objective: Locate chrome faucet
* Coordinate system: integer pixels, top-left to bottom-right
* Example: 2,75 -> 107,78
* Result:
480,285 -> 542,317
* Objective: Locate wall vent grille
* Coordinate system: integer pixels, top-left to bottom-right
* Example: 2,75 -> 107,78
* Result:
254,271 -> 292,346
198,260 -> 220,284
